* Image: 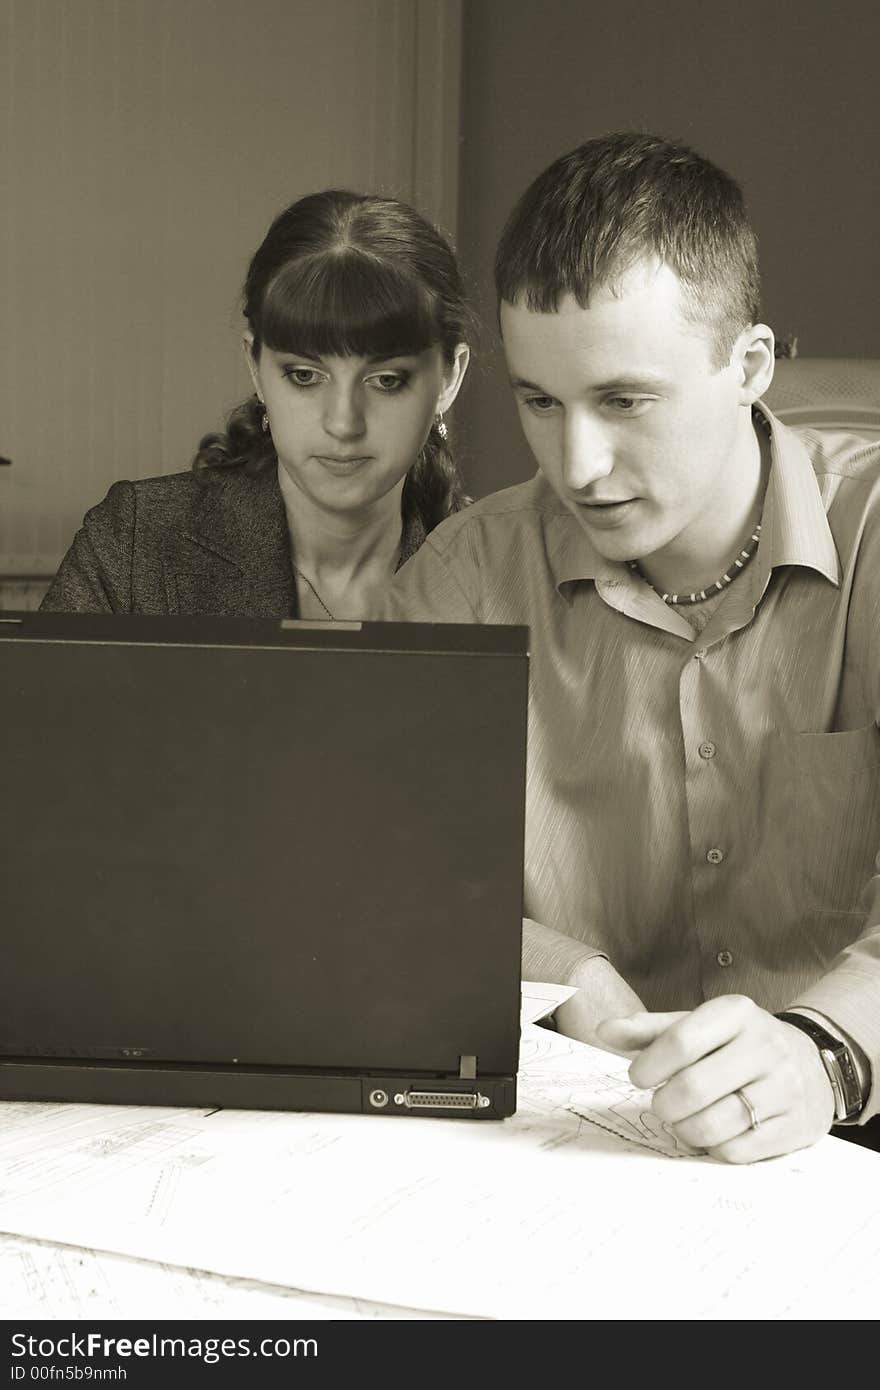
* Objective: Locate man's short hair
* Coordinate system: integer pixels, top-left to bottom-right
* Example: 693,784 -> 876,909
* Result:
494,132 -> 761,367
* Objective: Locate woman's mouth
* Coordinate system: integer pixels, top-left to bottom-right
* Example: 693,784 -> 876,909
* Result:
315,455 -> 373,474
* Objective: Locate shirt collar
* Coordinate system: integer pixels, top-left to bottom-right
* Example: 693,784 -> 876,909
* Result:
538,478 -> 619,593
751,400 -> 840,590
544,401 -> 841,596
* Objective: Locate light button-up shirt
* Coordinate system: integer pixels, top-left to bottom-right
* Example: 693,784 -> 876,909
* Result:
383,404 -> 880,1118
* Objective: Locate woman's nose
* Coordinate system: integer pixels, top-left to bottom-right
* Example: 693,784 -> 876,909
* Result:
323,387 -> 366,440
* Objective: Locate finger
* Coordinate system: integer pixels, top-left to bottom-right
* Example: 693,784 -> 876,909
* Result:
651,1033 -> 770,1125
668,1080 -> 783,1152
629,994 -> 756,1090
596,1011 -> 687,1053
706,1115 -> 817,1165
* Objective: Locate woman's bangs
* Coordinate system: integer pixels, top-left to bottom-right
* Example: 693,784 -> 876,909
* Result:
259,253 -> 440,360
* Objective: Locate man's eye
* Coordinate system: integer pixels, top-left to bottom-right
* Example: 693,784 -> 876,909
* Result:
607,395 -> 651,413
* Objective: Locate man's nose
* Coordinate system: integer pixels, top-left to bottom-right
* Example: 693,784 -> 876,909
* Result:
323,386 -> 366,440
562,412 -> 614,493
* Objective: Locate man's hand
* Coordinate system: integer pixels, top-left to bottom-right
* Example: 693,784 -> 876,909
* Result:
596,995 -> 836,1163
554,956 -> 646,1051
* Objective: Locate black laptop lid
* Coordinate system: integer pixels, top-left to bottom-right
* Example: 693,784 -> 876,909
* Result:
0,614 -> 527,1079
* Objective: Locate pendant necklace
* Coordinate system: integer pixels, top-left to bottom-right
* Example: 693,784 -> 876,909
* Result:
292,562 -> 335,620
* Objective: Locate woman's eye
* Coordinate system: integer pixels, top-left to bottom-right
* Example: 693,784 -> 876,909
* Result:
284,367 -> 322,387
368,372 -> 409,393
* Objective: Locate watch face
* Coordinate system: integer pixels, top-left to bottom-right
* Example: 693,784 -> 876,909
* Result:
777,1013 -> 864,1122
819,1048 -> 849,1123
831,1045 -> 864,1121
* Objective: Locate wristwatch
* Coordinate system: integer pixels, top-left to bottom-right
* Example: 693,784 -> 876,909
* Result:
776,1011 -> 865,1123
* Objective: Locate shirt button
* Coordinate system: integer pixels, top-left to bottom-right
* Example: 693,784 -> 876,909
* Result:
716,949 -> 734,967
694,648 -> 707,661
706,847 -> 724,864
698,741 -> 717,760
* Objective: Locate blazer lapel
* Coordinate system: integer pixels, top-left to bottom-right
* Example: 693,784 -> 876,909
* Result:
173,466 -> 298,617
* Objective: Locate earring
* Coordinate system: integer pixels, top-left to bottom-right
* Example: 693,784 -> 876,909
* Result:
435,412 -> 448,441
261,407 -> 269,434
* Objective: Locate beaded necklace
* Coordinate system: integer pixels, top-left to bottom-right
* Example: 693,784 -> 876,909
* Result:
627,524 -> 762,605
628,406 -> 769,606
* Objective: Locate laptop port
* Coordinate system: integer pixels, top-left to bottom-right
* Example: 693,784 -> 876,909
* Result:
394,1090 -> 491,1110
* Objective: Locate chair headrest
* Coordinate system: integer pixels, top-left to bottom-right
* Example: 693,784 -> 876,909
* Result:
764,358 -> 880,435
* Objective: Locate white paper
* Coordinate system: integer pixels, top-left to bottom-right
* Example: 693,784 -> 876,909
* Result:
2,1022 -> 878,1320
0,1233 -> 456,1321
520,980 -> 578,1025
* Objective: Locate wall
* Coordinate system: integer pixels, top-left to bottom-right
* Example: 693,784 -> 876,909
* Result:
457,0 -> 880,496
0,0 -> 461,581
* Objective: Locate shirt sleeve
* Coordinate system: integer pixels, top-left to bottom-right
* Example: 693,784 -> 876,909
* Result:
790,844 -> 880,1122
39,480 -> 136,613
521,918 -> 608,984
788,570 -> 880,1122
381,533 -> 481,624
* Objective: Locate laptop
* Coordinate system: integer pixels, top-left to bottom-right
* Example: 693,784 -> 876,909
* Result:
0,612 -> 528,1119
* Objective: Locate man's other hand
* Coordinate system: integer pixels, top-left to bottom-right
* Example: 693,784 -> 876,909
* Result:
554,956 -> 646,1051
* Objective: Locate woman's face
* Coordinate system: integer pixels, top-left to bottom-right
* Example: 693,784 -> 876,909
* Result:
247,340 -> 468,516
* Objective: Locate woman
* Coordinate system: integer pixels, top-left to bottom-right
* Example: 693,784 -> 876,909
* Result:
40,190 -> 471,619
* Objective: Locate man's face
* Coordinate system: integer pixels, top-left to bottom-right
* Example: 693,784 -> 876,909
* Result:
500,261 -> 745,566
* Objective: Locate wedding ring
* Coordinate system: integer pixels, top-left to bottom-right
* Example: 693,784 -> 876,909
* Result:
735,1088 -> 760,1131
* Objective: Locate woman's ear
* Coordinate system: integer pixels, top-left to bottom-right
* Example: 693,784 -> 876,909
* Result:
242,332 -> 262,400
735,323 -> 775,404
437,342 -> 471,415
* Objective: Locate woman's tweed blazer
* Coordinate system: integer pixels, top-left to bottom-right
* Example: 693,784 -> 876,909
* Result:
40,465 -> 426,616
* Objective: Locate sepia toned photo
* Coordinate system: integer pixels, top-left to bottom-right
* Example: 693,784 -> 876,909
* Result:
1,0 -> 878,1348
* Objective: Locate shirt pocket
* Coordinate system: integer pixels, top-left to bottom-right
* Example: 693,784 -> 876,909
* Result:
766,723 -> 880,916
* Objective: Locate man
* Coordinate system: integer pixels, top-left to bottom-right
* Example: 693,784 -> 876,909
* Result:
383,132 -> 880,1162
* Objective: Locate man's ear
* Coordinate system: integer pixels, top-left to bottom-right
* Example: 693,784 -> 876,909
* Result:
735,322 -> 775,404
243,332 -> 262,400
437,342 -> 471,415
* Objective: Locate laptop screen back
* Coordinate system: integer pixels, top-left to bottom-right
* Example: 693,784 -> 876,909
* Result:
0,615 -> 528,1087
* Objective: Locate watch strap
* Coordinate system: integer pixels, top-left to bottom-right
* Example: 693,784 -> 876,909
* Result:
776,1010 -> 864,1122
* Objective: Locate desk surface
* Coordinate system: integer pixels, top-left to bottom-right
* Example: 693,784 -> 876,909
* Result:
2,993 -> 878,1321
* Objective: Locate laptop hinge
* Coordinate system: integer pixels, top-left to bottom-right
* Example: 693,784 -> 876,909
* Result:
459,1054 -> 477,1080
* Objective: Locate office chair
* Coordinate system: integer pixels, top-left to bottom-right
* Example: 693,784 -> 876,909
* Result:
764,358 -> 880,436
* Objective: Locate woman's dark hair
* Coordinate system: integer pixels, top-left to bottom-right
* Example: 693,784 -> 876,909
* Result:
193,190 -> 472,530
